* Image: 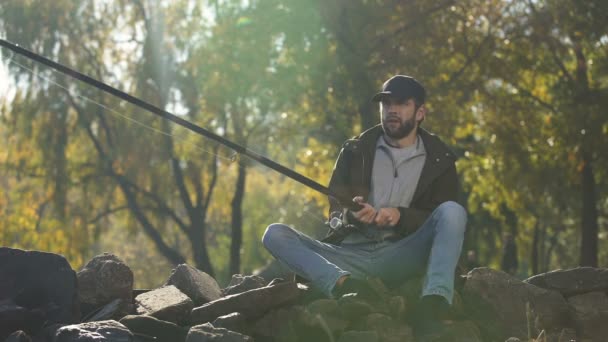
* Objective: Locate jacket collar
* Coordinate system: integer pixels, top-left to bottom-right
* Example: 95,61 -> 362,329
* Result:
355,125 -> 456,203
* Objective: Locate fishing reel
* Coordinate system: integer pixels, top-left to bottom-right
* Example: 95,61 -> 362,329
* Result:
327,208 -> 357,233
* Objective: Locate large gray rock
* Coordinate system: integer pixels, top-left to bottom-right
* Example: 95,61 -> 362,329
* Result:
525,267 -> 608,297
0,248 -> 79,339
135,285 -> 194,325
77,253 -> 133,319
567,291 -> 608,341
211,313 -> 249,335
190,281 -> 303,325
0,301 -> 45,339
120,314 -> 188,342
463,268 -> 571,340
53,320 -> 133,342
166,264 -> 222,305
81,299 -> 124,322
186,323 -> 253,342
222,275 -> 266,296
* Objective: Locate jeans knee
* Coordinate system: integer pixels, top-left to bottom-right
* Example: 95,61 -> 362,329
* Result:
262,223 -> 293,250
436,201 -> 467,231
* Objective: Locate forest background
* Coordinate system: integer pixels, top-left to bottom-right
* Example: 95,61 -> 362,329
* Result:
0,0 -> 607,288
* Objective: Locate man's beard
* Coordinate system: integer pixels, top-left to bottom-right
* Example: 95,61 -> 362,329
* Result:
382,115 -> 417,140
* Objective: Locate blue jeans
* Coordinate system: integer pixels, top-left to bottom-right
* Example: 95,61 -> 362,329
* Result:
262,201 -> 467,304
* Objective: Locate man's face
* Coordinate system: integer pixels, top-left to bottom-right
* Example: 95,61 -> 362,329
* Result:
380,97 -> 420,140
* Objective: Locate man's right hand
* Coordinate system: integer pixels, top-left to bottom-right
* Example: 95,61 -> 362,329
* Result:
352,196 -> 377,224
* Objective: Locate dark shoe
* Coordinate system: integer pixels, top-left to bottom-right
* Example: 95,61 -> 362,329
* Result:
412,295 -> 450,341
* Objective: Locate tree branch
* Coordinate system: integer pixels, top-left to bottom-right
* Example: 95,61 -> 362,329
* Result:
117,176 -> 189,233
114,173 -> 187,265
88,205 -> 130,224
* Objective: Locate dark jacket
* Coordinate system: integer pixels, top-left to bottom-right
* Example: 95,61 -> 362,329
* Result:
323,125 -> 459,244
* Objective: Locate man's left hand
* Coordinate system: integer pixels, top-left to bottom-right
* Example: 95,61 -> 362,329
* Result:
374,208 -> 400,227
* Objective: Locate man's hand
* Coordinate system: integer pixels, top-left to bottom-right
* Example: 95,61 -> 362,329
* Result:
374,207 -> 400,227
351,197 -> 400,227
351,196 -> 377,224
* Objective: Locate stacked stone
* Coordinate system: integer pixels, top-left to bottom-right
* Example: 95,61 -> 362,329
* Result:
4,247 -> 608,342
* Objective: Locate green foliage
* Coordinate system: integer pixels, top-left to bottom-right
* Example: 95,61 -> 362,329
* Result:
1,0 -> 607,285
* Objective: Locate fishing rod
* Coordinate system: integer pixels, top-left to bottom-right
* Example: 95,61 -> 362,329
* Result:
0,38 -> 363,220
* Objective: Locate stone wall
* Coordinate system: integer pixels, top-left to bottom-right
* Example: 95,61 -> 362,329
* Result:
3,247 -> 607,341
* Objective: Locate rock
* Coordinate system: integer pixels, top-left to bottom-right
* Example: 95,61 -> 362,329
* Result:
462,267 -> 571,340
252,260 -> 294,283
267,278 -> 287,286
166,264 -> 222,305
190,281 -> 303,325
250,307 -> 303,341
567,291 -> 608,341
40,324 -> 65,341
135,285 -> 194,325
252,306 -> 333,342
337,330 -> 379,342
546,328 -> 576,342
311,312 -> 349,335
81,298 -> 124,322
212,313 -> 249,334
186,323 -> 253,342
54,320 -> 133,342
306,299 -> 338,316
336,295 -> 374,320
4,330 -> 32,342
0,301 -> 45,339
441,320 -> 483,342
222,275 -> 267,296
77,253 -> 133,319
363,313 -> 414,342
525,267 -> 608,297
450,289 -> 468,318
387,295 -> 408,320
120,314 -> 188,342
0,248 -> 79,339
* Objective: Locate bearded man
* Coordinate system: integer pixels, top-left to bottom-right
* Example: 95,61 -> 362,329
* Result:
262,75 -> 467,339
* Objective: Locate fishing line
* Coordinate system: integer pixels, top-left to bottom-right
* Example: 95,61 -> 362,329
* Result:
1,53 -> 329,226
0,39 -> 362,214
2,54 -> 235,163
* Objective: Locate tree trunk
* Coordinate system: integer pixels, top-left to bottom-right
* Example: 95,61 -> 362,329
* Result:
579,154 -> 599,267
116,176 -> 187,266
573,42 -> 599,267
531,221 -> 540,275
229,163 -> 247,276
544,232 -> 558,273
191,218 -> 215,276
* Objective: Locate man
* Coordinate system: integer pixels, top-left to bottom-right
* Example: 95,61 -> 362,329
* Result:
262,75 -> 467,338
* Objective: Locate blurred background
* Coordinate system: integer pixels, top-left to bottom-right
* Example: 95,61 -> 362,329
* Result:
0,0 -> 606,288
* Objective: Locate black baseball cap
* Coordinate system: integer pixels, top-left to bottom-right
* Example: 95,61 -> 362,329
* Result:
371,75 -> 426,104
